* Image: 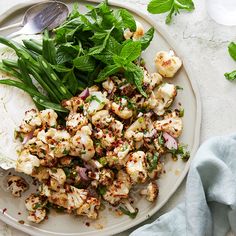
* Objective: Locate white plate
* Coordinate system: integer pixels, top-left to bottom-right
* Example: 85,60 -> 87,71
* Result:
0,1 -> 201,235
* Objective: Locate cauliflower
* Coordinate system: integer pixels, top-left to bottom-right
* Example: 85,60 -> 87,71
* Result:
7,176 -> 28,197
102,78 -> 115,93
100,130 -> 116,149
98,169 -> 114,186
27,209 -> 47,223
111,98 -> 133,119
143,69 -> 163,92
31,167 -> 50,181
155,50 -> 182,78
25,193 -> 48,223
153,83 -> 177,115
125,117 -> 146,141
91,110 -> 113,128
18,109 -> 41,133
113,142 -> 131,163
39,109 -> 58,127
76,197 -> 100,219
70,126 -> 95,161
49,168 -> 66,185
67,186 -> 88,210
103,170 -> 131,205
16,150 -> 40,175
85,91 -> 108,115
61,96 -> 84,113
140,182 -> 159,202
126,151 -> 148,184
25,194 -> 47,211
66,113 -> 88,134
110,120 -> 123,137
154,112 -> 183,138
124,21 -> 144,40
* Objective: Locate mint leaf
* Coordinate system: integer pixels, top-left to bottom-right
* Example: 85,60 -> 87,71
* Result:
120,41 -> 142,62
138,27 -> 154,50
114,9 -> 136,31
148,0 -> 195,24
73,55 -> 96,72
147,0 -> 173,14
225,70 -> 236,81
228,42 -> 236,61
96,64 -> 120,82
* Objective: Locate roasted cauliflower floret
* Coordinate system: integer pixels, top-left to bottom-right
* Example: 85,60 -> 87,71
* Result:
155,50 -> 182,78
102,78 -> 115,93
70,126 -> 95,161
27,208 -> 47,223
85,91 -> 108,115
25,194 -> 47,211
113,141 -> 131,163
124,21 -> 144,40
91,110 -> 112,128
98,169 -> 114,186
67,186 -> 88,210
16,150 -> 40,175
66,113 -> 88,134
103,170 -> 131,205
40,109 -> 58,127
18,109 -> 41,133
125,117 -> 146,141
143,69 -> 163,92
154,83 -> 177,115
31,167 -> 50,181
111,98 -> 133,119
76,197 -> 100,219
110,120 -> 123,137
140,182 -> 159,202
7,175 -> 28,197
61,96 -> 84,113
49,168 -> 66,185
154,112 -> 183,138
126,151 -> 148,184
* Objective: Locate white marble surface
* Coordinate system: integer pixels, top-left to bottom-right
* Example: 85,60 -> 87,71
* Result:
1,0 -> 236,235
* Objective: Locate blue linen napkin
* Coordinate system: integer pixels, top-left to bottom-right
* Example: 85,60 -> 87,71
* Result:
131,134 -> 236,236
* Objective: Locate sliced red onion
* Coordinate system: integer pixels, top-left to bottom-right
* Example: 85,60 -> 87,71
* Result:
84,162 -> 95,171
79,88 -> 89,100
22,130 -> 34,145
163,132 -> 178,150
76,167 -> 90,181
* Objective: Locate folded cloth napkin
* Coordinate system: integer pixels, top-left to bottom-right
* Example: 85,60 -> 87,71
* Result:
131,134 -> 236,236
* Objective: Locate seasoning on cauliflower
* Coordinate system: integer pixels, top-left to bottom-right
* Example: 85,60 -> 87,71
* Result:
7,175 -> 28,197
154,112 -> 183,138
61,96 -> 84,113
155,50 -> 182,78
27,208 -> 47,223
39,109 -> 58,127
111,99 -> 133,120
140,182 -> 159,202
76,197 -> 100,219
66,113 -> 88,134
126,151 -> 148,184
16,149 -> 40,175
125,117 -> 146,141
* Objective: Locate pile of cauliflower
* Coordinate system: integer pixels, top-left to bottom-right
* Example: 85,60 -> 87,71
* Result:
9,47 -> 183,223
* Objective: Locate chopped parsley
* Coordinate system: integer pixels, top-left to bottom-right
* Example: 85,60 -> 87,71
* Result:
119,207 -> 139,219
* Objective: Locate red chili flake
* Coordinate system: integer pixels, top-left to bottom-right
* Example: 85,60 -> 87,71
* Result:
2,208 -> 7,214
85,222 -> 90,227
18,220 -> 25,224
45,216 -> 49,220
18,212 -> 21,215
8,172 -> 11,175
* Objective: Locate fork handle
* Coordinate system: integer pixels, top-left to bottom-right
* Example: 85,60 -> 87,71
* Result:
0,22 -> 22,34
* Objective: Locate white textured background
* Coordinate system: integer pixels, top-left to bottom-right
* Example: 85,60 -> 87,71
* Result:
1,0 -> 236,235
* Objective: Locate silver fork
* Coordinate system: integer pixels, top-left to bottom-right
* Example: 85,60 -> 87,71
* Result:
0,1 -> 69,38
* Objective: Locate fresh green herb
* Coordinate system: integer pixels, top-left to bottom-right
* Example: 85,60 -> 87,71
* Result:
98,157 -> 108,166
158,132 -> 164,145
176,85 -> 183,90
179,108 -> 184,117
225,42 -> 236,81
33,203 -> 41,210
148,153 -> 159,172
119,207 -> 139,219
147,0 -> 195,24
98,186 -> 107,195
168,144 -> 190,161
62,149 -> 70,155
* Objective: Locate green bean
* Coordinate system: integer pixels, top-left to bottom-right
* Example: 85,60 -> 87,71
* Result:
38,56 -> 72,99
33,96 -> 68,113
42,30 -> 56,64
2,59 -> 19,69
28,67 -> 61,103
0,79 -> 47,100
23,39 -> 42,54
0,62 -> 22,80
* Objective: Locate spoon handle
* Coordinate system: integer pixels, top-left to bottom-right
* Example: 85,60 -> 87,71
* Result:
0,22 -> 22,34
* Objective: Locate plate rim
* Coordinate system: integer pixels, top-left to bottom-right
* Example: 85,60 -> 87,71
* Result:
0,0 -> 202,235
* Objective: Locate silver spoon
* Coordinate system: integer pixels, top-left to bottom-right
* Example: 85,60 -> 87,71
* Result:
0,1 -> 69,38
